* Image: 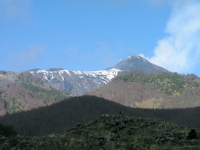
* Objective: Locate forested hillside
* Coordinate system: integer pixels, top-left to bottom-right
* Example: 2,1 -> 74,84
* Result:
1,113 -> 200,149
89,71 -> 200,109
1,96 -> 200,137
119,71 -> 200,95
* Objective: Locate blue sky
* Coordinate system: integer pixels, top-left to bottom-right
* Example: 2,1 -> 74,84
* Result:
1,0 -> 200,76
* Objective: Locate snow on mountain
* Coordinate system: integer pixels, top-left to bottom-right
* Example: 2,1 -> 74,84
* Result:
30,68 -> 121,96
29,55 -> 169,96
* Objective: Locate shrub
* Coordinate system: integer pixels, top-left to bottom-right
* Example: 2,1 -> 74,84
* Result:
0,123 -> 17,137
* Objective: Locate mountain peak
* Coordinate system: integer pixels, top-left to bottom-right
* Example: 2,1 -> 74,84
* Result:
127,55 -> 140,59
126,55 -> 146,61
110,55 -> 168,73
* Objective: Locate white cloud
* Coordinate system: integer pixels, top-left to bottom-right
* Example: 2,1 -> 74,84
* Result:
143,0 -> 200,73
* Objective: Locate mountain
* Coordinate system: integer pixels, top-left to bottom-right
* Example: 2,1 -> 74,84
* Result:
30,68 -> 121,96
29,55 -> 169,96
107,55 -> 169,72
1,111 -> 200,149
0,71 -> 71,115
0,55 -> 169,115
89,71 -> 200,109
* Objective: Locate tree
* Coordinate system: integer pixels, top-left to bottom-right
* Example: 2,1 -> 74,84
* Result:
0,123 -> 17,137
187,129 -> 198,140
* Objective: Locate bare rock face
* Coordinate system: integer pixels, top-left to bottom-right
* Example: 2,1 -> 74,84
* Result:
107,55 -> 168,73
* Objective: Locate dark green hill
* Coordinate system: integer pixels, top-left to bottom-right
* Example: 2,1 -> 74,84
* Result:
1,113 -> 200,150
1,95 -> 200,137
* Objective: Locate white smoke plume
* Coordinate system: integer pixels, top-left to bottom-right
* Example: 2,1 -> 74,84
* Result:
142,0 -> 200,73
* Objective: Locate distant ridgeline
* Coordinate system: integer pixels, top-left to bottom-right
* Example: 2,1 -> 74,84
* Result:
118,71 -> 200,95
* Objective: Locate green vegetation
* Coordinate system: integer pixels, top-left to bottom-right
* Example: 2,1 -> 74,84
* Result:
0,72 -> 71,115
20,82 -> 69,104
2,96 -> 200,137
4,97 -> 25,114
119,72 -> 200,95
2,81 -> 70,114
18,72 -> 71,104
1,114 -> 200,149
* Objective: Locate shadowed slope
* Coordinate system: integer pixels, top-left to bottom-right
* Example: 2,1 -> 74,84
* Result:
1,95 -> 200,136
1,113 -> 200,149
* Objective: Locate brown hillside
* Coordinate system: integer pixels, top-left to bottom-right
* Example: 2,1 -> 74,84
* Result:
88,71 -> 200,109
0,71 -> 70,115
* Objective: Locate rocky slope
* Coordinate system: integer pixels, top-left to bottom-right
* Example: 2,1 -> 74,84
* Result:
29,55 -> 168,96
30,68 -> 121,96
89,71 -> 200,109
107,55 -> 168,72
0,71 -> 70,115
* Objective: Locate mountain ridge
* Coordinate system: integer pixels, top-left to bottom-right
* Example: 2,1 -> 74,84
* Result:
29,55 -> 169,96
1,55 -> 171,115
30,68 -> 121,96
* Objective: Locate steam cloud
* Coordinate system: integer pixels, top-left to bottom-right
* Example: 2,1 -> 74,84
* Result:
141,0 -> 200,73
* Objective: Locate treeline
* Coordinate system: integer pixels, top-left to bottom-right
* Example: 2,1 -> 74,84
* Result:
1,114 -> 200,149
0,95 -> 200,136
